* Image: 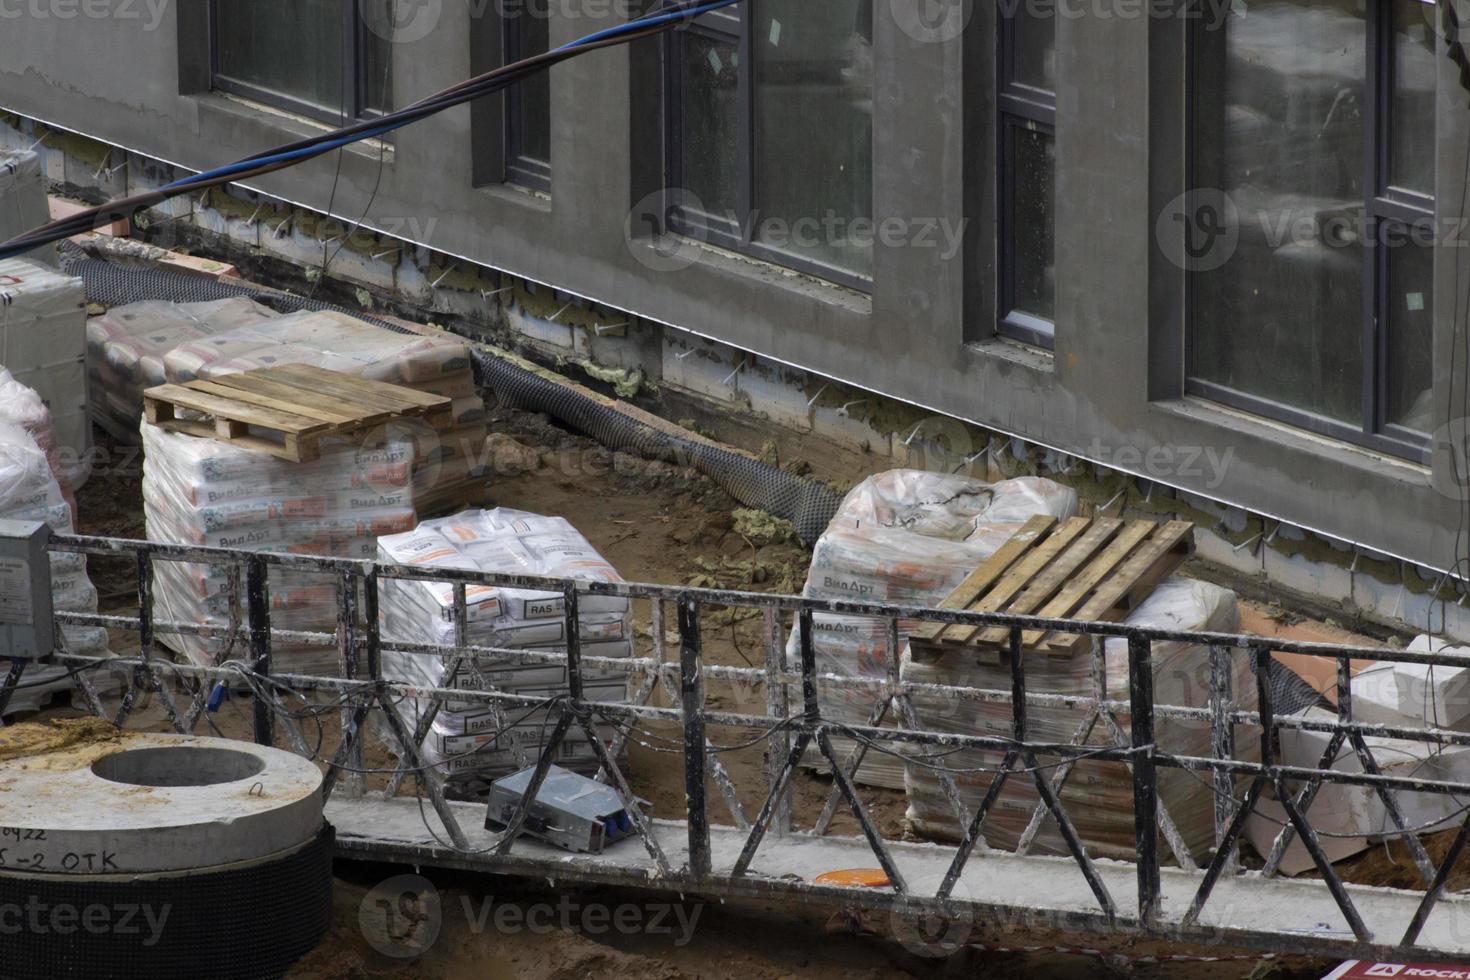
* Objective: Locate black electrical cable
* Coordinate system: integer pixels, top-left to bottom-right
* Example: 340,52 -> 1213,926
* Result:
0,0 -> 732,259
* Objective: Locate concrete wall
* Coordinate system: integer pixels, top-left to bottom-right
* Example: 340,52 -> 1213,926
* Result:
2,0 -> 1468,593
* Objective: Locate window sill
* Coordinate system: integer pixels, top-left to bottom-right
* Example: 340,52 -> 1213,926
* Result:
1151,395 -> 1433,489
474,181 -> 553,214
627,234 -> 872,317
964,334 -> 1055,375
191,92 -> 393,164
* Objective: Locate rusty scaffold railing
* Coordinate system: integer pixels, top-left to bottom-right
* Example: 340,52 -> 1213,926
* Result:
6,532 -> 1470,962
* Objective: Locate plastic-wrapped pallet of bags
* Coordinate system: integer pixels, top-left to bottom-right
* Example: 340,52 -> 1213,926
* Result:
903,576 -> 1257,863
376,509 -> 631,793
142,421 -> 419,674
0,257 -> 91,492
161,310 -> 488,516
85,297 -> 278,441
0,150 -> 56,267
791,471 -> 1078,788
0,365 -> 76,518
0,419 -> 114,713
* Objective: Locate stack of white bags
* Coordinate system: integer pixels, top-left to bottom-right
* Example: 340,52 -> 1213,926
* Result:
903,575 -> 1252,863
0,372 -> 112,713
143,421 -> 420,674
377,509 -> 631,792
792,471 -> 1079,787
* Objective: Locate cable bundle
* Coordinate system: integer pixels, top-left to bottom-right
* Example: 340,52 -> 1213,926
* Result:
0,0 -> 742,261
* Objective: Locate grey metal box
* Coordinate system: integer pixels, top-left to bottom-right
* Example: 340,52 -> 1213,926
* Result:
0,519 -> 53,659
485,765 -> 637,854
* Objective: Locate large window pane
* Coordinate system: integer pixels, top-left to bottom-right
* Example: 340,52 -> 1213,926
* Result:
1391,0 -> 1436,196
1386,235 -> 1435,432
1191,0 -> 1366,424
1011,5 -> 1056,94
1009,125 -> 1055,322
508,5 -> 552,174
215,0 -> 344,114
754,0 -> 873,278
679,33 -> 741,219
360,1 -> 393,114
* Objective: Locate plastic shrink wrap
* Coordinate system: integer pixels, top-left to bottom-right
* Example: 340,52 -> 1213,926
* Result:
0,150 -> 56,267
0,365 -> 76,517
903,576 -> 1256,863
86,298 -> 278,440
790,471 -> 1078,787
0,257 -> 91,492
0,413 -> 114,713
142,421 -> 420,674
375,509 -> 631,793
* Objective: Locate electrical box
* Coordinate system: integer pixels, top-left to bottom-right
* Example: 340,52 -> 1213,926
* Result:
0,519 -> 53,659
486,765 -> 638,854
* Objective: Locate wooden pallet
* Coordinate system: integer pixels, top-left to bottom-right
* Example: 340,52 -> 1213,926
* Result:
909,514 -> 1195,656
144,363 -> 453,462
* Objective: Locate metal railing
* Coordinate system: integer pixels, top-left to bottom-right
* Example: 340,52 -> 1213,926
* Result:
8,532 -> 1470,958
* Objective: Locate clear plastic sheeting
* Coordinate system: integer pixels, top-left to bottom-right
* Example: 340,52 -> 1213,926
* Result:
0,257 -> 91,492
1245,704 -> 1470,875
0,410 -> 113,713
793,470 -> 1079,788
376,509 -> 631,792
0,150 -> 56,267
142,421 -> 420,674
0,365 -> 76,518
903,576 -> 1254,863
86,297 -> 278,441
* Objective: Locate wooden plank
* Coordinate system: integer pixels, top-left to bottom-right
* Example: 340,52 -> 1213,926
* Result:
222,371 -> 400,427
1019,520 -> 1159,647
202,370 -> 395,429
261,364 -> 440,417
908,515 -> 1057,643
940,516 -> 1092,645
189,376 -> 364,425
269,363 -> 449,410
972,518 -> 1124,647
152,417 -> 303,462
143,384 -> 329,436
1043,521 -> 1196,653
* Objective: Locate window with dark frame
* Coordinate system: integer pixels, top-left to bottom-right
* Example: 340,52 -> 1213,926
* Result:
504,3 -> 552,193
666,1 -> 874,288
211,0 -> 393,123
997,1 -> 1057,349
1188,0 -> 1436,461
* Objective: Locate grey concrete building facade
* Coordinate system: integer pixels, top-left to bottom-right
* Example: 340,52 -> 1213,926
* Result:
1,0 -> 1467,599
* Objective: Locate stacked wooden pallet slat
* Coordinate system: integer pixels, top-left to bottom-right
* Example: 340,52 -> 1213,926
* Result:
144,363 -> 452,463
910,514 -> 1195,656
